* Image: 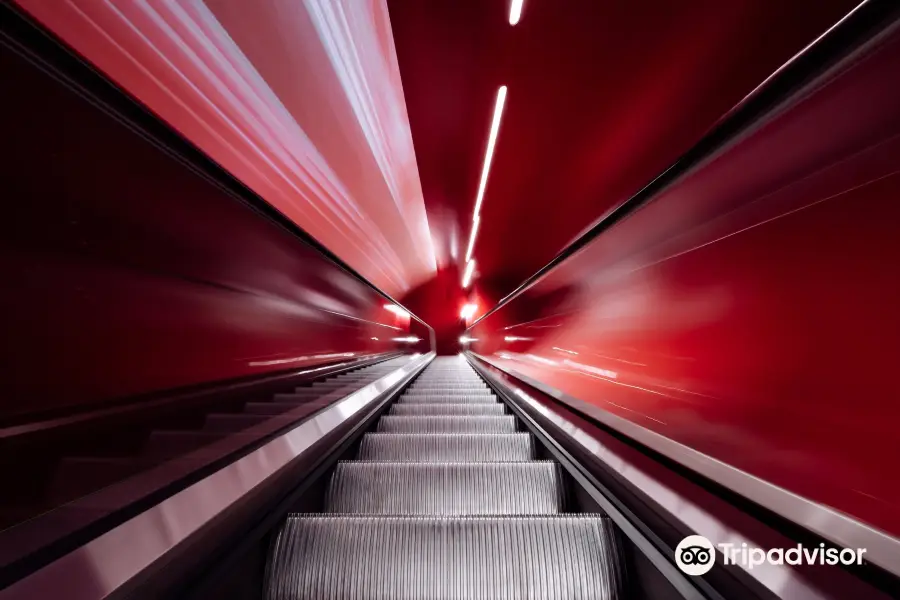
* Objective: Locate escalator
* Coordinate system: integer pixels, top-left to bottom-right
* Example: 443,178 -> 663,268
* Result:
5,354 -> 897,599
264,355 -> 626,598
0,356 -> 407,533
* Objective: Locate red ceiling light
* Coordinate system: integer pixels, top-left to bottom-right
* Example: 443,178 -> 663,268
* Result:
509,0 -> 525,25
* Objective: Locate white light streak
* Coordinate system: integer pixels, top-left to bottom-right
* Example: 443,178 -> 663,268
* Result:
465,215 -> 480,263
384,304 -> 410,318
509,0 -> 525,25
552,346 -> 579,355
462,259 -> 476,288
465,85 -> 507,263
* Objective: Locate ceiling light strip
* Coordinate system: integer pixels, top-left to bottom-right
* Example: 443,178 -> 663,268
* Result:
472,86 -> 508,218
509,0 -> 525,26
464,85 -> 508,283
462,259 -> 476,288
465,215 -> 480,263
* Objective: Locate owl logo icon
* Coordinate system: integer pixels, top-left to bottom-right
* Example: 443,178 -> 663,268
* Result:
675,535 -> 716,576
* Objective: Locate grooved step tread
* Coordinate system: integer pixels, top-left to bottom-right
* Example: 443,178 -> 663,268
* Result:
399,394 -> 498,404
404,388 -> 494,395
326,461 -> 564,515
357,433 -> 533,461
265,516 -> 624,600
377,415 -> 517,433
390,403 -> 505,415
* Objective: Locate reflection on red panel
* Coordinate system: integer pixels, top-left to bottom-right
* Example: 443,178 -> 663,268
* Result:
469,24 -> 900,537
13,0 -> 436,297
389,0 -> 860,295
0,26 -> 426,422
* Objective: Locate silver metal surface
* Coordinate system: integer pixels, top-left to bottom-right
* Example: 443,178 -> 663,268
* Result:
403,388 -> 494,395
2,353 -> 434,600
326,461 -> 565,515
265,515 -> 624,600
377,415 -> 517,433
357,433 -> 534,461
264,355 -> 626,599
399,394 -> 498,404
389,403 -> 505,415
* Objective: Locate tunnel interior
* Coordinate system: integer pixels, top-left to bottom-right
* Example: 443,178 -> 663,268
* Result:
1,1 -> 900,599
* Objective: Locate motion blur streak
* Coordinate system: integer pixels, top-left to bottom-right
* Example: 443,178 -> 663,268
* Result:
0,4 -> 431,420
469,17 -> 900,538
14,0 -> 436,296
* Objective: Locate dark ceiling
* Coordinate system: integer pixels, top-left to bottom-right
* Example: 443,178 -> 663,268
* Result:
388,0 -> 859,301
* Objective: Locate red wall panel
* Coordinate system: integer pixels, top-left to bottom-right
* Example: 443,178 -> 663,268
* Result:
0,28 -> 423,422
12,0 -> 438,297
469,22 -> 900,537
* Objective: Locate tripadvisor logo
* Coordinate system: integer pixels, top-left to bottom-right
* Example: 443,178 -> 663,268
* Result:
676,535 -> 716,575
675,535 -> 867,576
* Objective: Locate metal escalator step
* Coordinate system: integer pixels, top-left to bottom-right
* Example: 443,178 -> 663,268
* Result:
413,379 -> 484,383
357,433 -> 533,461
265,515 -> 624,600
404,388 -> 493,395
408,388 -> 489,394
412,386 -> 484,391
326,462 -> 564,515
390,403 -> 505,415
377,415 -> 516,433
410,386 -> 488,392
415,377 -> 481,381
400,394 -> 496,404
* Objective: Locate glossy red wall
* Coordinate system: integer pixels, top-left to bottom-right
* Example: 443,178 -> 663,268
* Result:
469,21 -> 900,538
0,29 -> 425,423
11,0 -> 439,298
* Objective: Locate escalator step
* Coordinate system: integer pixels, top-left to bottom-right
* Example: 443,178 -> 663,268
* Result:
406,386 -> 494,396
415,378 -> 482,383
403,388 -> 494,395
265,515 -> 624,600
357,433 -> 533,461
399,394 -> 497,404
390,403 -> 505,415
412,380 -> 486,386
377,416 -> 516,433
326,462 -> 564,515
